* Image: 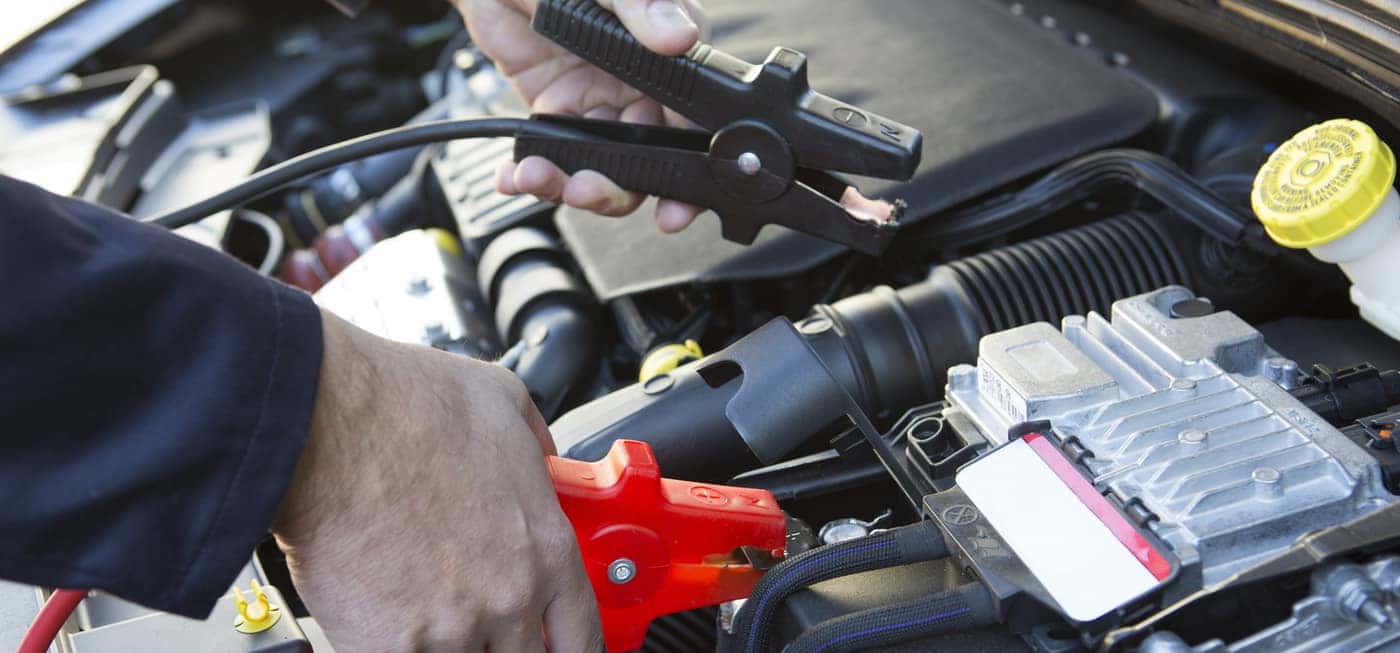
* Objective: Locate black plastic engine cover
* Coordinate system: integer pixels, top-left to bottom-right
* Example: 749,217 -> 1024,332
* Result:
556,0 -> 1157,299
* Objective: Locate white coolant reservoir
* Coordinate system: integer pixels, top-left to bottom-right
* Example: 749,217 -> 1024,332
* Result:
1252,118 -> 1400,339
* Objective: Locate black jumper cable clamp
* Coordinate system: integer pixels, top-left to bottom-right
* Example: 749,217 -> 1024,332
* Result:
513,0 -> 924,256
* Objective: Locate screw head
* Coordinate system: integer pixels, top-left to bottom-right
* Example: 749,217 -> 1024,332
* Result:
737,152 -> 762,176
608,559 -> 637,584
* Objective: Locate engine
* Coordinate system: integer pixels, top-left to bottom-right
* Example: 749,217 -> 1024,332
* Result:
4,0 -> 1400,652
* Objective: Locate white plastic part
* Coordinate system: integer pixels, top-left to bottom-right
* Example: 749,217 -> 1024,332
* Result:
956,438 -> 1160,621
1308,188 -> 1400,341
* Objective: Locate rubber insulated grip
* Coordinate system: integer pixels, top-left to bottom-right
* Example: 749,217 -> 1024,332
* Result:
533,0 -> 702,110
516,137 -> 683,199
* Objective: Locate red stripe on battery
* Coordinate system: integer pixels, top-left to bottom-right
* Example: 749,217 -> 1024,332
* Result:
1023,433 -> 1172,580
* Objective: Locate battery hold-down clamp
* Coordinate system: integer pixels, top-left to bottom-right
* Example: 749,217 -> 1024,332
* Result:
549,439 -> 787,652
515,0 -> 923,256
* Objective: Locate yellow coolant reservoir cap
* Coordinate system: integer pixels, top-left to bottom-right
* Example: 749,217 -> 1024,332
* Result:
1252,119 -> 1396,248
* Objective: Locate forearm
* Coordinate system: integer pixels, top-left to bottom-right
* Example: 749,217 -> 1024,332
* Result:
0,176 -> 323,617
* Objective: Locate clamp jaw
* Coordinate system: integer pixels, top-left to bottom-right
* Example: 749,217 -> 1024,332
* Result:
515,0 -> 923,255
549,439 -> 787,652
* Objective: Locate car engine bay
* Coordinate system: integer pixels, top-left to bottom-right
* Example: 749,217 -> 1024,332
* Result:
4,0 -> 1400,651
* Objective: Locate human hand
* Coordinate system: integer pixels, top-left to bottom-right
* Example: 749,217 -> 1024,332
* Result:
273,310 -> 601,652
456,0 -> 709,233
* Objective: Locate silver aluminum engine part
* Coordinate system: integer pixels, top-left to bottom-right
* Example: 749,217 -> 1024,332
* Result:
314,230 -> 502,357
1139,559 -> 1400,652
944,286 -> 1395,587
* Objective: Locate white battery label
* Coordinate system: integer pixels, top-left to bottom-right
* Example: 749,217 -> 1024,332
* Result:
955,433 -> 1169,622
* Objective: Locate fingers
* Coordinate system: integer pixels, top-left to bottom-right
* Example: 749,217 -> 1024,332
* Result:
563,171 -> 645,217
596,0 -> 700,55
503,157 -> 568,203
498,159 -> 645,217
543,572 -> 605,653
496,157 -> 703,231
655,199 -> 703,233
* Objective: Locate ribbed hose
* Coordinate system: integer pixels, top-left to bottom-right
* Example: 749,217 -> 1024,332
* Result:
723,521 -> 949,653
907,148 -> 1272,253
935,213 -> 1191,332
783,583 -> 999,653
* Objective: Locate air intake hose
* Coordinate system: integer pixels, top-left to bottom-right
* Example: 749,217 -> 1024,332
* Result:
479,227 -> 599,419
551,214 -> 1189,480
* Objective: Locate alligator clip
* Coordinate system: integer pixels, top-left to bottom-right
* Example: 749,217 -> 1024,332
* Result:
514,0 -> 923,255
548,439 -> 787,653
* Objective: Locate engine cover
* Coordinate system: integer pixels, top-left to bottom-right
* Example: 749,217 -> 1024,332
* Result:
931,286 -> 1396,626
554,0 -> 1157,299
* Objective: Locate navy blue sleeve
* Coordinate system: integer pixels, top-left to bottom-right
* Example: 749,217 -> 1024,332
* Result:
0,176 -> 324,618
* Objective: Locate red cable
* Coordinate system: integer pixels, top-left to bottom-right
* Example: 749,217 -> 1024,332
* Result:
17,588 -> 86,653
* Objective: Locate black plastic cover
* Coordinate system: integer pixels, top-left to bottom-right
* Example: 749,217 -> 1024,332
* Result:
557,0 -> 1157,299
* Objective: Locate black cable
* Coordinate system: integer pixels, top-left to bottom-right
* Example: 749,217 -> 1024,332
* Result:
146,118 -> 598,230
723,521 -> 949,653
784,583 -> 999,653
909,149 -> 1275,254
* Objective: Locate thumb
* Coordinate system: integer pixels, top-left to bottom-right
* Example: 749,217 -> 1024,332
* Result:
597,0 -> 700,56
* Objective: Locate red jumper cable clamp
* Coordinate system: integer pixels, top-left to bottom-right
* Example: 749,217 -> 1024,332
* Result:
549,439 -> 787,652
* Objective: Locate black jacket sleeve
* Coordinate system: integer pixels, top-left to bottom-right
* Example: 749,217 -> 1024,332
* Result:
0,176 -> 323,618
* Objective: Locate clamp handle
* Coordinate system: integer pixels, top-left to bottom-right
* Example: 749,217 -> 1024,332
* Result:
548,440 -> 787,653
515,115 -> 898,254
532,0 -> 922,180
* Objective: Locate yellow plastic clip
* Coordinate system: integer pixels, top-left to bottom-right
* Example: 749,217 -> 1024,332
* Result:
232,579 -> 282,634
639,339 -> 705,383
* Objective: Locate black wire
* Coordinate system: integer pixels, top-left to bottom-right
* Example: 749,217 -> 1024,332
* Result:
146,118 -> 598,230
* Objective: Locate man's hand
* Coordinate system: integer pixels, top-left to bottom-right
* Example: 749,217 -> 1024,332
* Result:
272,310 -> 601,652
457,0 -> 709,233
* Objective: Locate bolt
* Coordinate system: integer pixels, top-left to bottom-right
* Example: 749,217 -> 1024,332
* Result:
1073,32 -> 1092,46
737,152 -> 762,176
1253,467 -> 1284,499
1179,429 -> 1207,444
1361,600 -> 1392,626
947,365 -> 978,392
1266,356 -> 1299,389
1316,564 -> 1391,625
819,519 -> 871,545
1040,15 -> 1057,29
424,320 -> 445,338
1110,51 -> 1132,67
608,559 -> 637,585
408,276 -> 431,295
